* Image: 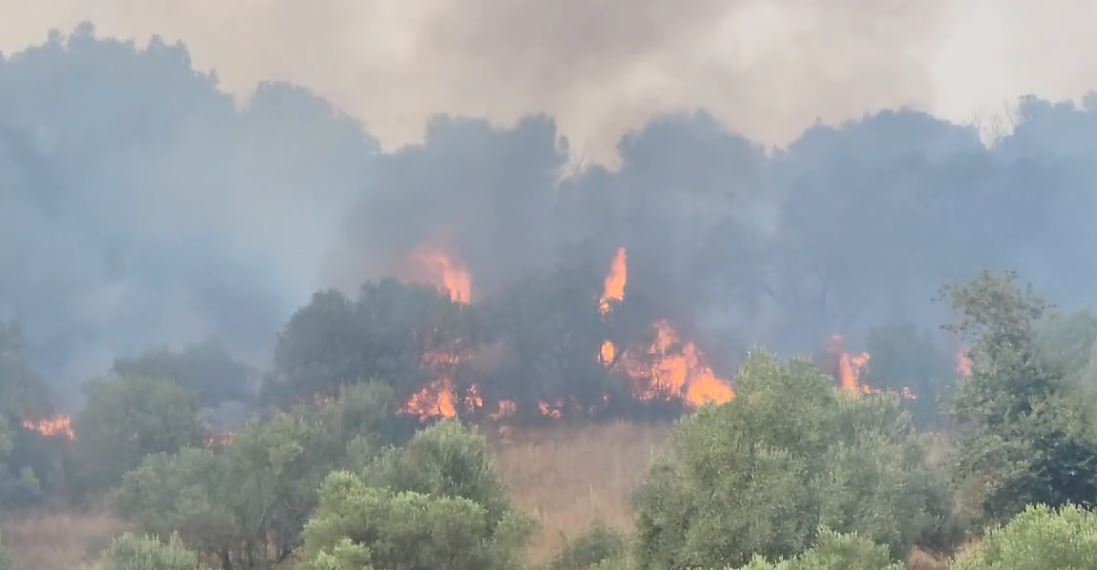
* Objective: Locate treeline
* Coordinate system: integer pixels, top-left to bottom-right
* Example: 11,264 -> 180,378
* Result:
2,271 -> 1097,568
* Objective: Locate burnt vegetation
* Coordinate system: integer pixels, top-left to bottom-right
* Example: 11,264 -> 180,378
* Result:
6,24 -> 1097,570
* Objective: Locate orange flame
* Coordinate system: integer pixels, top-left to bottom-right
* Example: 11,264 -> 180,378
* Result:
538,400 -> 564,419
22,415 -> 75,441
956,348 -> 972,378
413,246 -> 472,304
401,379 -> 459,422
599,247 -> 627,316
489,400 -> 517,422
827,334 -> 873,395
600,340 -> 617,365
618,320 -> 735,408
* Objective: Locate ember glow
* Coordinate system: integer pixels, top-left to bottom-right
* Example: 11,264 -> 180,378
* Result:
599,247 -> 627,316
413,246 -> 472,303
22,415 -> 75,441
600,339 -> 617,365
956,348 -> 972,377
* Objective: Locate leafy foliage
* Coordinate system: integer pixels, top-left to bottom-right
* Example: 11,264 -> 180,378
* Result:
303,471 -> 529,570
267,281 -> 469,404
944,272 -> 1097,524
113,382 -> 403,569
102,533 -> 202,570
549,522 -> 628,570
362,420 -> 511,524
113,342 -> 253,408
633,352 -> 951,569
951,504 -> 1097,569
303,421 -> 530,570
73,375 -> 204,494
739,530 -> 903,570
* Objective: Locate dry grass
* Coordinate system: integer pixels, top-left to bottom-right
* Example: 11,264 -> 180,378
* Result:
491,420 -> 671,564
2,511 -> 129,570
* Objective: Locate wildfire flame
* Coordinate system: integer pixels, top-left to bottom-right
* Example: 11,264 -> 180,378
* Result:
413,246 -> 472,304
956,347 -> 972,377
618,320 -> 735,408
22,415 -> 75,441
600,340 -> 617,365
827,334 -> 872,394
599,247 -> 627,316
402,379 -> 459,422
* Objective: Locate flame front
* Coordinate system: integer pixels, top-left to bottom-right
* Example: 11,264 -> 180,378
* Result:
414,246 -> 472,304
599,247 -> 627,316
22,415 -> 75,441
619,320 -> 735,408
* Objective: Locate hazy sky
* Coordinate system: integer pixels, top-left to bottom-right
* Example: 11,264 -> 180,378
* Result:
3,0 -> 1096,164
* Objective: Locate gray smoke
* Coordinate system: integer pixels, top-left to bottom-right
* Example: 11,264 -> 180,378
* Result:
5,25 -> 1097,401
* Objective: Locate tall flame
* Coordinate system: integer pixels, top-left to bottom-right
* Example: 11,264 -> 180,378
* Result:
414,246 -> 472,304
828,334 -> 873,395
22,415 -> 75,441
599,247 -> 627,315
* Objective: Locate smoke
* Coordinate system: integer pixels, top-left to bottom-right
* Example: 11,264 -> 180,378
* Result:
11,1 -> 1097,165
6,24 -> 1097,400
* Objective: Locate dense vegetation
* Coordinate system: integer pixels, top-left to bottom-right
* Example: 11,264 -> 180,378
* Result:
1,271 -> 1096,569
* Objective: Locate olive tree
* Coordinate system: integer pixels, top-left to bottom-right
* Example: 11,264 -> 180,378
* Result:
633,352 -> 952,569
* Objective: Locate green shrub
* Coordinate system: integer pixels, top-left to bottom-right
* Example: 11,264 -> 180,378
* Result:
303,471 -> 529,570
740,530 -> 902,570
634,352 -> 952,569
951,504 -> 1097,569
549,522 -> 627,570
102,533 -> 201,570
362,420 -> 511,525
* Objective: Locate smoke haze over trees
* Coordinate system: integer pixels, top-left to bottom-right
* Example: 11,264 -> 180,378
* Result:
7,24 -> 1097,399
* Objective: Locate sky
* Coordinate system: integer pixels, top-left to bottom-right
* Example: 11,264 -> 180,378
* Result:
4,0 -> 1097,165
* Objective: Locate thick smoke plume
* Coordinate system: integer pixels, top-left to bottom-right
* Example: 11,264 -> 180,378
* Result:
5,26 -> 1097,403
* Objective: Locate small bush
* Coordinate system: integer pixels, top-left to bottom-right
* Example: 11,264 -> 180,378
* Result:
102,533 -> 200,570
549,522 -> 627,570
740,530 -> 903,570
951,504 -> 1097,569
304,471 -> 529,570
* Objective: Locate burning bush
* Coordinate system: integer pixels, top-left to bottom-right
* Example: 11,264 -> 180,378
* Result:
633,352 -> 953,569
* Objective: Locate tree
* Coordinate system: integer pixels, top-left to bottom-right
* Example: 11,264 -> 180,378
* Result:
0,323 -> 51,419
740,531 -> 903,570
951,504 -> 1097,569
73,375 -> 204,494
102,533 -> 203,570
549,522 -> 627,570
303,421 -> 531,570
361,420 -> 511,524
0,323 -> 59,507
113,342 -> 253,408
633,352 -> 951,569
266,281 -> 468,404
943,272 -> 1097,524
114,383 -> 405,569
302,472 -> 529,570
